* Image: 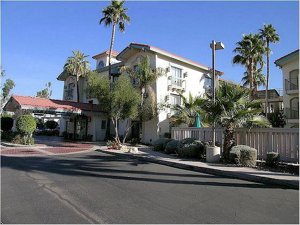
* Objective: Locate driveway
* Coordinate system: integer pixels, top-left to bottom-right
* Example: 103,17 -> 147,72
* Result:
0,136 -> 95,156
1,150 -> 299,224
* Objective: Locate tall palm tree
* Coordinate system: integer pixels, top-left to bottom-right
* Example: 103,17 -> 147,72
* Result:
100,0 -> 130,82
241,68 -> 266,92
233,34 -> 265,98
202,83 -> 270,159
64,51 -> 90,103
259,24 -> 280,115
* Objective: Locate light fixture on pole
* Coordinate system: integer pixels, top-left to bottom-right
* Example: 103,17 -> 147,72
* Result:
210,40 -> 224,147
206,40 -> 224,163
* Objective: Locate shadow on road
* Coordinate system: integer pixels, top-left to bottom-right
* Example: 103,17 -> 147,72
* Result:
1,152 -> 286,190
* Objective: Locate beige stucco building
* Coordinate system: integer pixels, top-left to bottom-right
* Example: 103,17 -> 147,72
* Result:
57,43 -> 222,143
275,49 -> 299,128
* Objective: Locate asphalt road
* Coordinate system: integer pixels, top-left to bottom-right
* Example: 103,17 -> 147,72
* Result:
1,151 -> 299,224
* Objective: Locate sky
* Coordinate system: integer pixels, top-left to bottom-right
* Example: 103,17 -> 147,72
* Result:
1,0 -> 299,99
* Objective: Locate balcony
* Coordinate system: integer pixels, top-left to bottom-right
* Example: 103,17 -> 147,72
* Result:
168,77 -> 185,91
285,78 -> 299,93
285,107 -> 299,119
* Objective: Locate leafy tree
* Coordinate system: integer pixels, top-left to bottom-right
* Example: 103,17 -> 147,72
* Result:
16,114 -> 36,144
233,34 -> 266,98
201,83 -> 270,159
267,110 -> 286,128
36,82 -> 52,98
87,74 -> 140,145
64,51 -> 90,102
45,120 -> 58,129
100,0 -> 130,81
1,68 -> 15,112
241,68 -> 266,90
259,24 -> 280,115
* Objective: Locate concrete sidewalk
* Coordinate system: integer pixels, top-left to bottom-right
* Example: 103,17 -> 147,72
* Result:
97,146 -> 299,189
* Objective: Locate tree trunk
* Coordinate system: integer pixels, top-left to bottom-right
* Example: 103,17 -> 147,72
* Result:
76,78 -> 80,103
249,59 -> 254,100
265,41 -> 270,116
105,23 -> 116,140
223,123 -> 235,160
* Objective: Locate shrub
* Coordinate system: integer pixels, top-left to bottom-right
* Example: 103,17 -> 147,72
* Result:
16,115 -> 36,136
177,140 -> 206,159
45,120 -> 58,129
240,148 -> 257,167
165,139 -> 181,154
180,138 -> 196,145
152,138 -> 172,151
128,137 -> 140,146
266,152 -> 280,167
11,134 -> 35,145
35,118 -> 45,129
0,130 -> 17,141
1,117 -> 14,131
229,147 -> 241,164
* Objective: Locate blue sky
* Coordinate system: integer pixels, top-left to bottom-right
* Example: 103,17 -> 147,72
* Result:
2,1 -> 299,99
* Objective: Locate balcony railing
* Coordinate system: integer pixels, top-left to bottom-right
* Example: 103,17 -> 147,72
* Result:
285,78 -> 298,91
285,108 -> 299,119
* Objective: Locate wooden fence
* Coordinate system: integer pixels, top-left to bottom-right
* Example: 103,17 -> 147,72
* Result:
171,127 -> 299,163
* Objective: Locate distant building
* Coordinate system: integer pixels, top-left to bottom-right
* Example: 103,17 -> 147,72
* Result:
275,49 -> 299,128
254,89 -> 283,113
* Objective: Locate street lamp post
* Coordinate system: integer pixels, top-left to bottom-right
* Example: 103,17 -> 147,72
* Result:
206,40 -> 224,163
210,40 -> 225,147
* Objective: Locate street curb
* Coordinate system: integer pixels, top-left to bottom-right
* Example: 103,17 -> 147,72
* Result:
96,149 -> 299,190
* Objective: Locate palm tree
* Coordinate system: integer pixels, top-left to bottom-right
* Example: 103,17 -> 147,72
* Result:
170,92 -> 207,127
241,68 -> 266,92
64,51 -> 90,103
259,24 -> 280,115
121,56 -> 164,137
233,34 -> 265,98
100,0 -> 130,82
202,83 -> 270,159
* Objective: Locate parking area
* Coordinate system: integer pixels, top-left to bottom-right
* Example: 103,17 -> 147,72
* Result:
0,136 -> 96,156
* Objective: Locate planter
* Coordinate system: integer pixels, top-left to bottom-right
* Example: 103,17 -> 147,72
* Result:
206,146 -> 221,163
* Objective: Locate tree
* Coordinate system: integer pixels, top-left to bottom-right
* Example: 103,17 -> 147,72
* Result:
36,82 -> 52,98
168,92 -> 207,127
233,34 -> 265,98
241,68 -> 266,91
64,51 -> 90,102
267,110 -> 286,128
121,56 -> 164,136
100,0 -> 130,82
259,24 -> 280,115
1,68 -> 15,112
16,114 -> 36,144
201,83 -> 270,159
87,73 -> 140,145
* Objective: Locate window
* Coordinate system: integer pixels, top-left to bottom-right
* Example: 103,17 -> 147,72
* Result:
289,69 -> 299,87
170,94 -> 181,106
97,60 -> 105,69
171,66 -> 183,87
101,120 -> 107,130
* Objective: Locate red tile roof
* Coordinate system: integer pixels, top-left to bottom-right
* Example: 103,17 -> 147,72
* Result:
10,95 -> 105,113
92,50 -> 119,59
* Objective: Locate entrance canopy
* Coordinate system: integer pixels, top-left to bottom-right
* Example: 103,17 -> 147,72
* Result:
4,95 -> 105,115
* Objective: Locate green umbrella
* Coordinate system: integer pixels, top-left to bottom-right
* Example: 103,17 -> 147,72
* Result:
194,113 -> 201,128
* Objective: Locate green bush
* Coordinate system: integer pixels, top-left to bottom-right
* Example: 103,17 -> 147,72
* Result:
152,138 -> 172,151
229,147 -> 242,164
177,140 -> 206,159
240,148 -> 257,167
165,139 -> 181,154
45,120 -> 58,129
1,117 -> 14,131
180,138 -> 196,145
16,115 -> 36,136
0,130 -> 17,141
35,118 -> 45,129
266,152 -> 280,167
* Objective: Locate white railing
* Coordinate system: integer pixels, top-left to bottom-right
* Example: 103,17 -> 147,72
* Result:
171,127 -> 299,163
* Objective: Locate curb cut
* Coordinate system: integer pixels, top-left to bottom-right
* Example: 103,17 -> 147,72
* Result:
96,149 -> 299,190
